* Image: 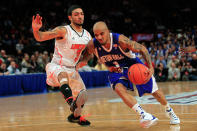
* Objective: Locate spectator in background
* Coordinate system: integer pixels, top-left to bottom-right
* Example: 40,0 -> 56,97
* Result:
7,61 -> 21,75
15,39 -> 24,54
0,49 -> 8,62
42,51 -> 50,68
155,56 -> 167,68
150,49 -> 157,64
168,62 -> 180,81
5,55 -> 14,66
156,45 -> 165,57
181,62 -> 192,81
189,54 -> 197,80
0,63 -> 9,75
30,54 -> 43,73
155,62 -> 168,82
21,53 -> 33,73
167,55 -> 179,68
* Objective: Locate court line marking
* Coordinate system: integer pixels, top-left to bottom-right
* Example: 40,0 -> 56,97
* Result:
0,112 -> 197,120
0,119 -> 196,128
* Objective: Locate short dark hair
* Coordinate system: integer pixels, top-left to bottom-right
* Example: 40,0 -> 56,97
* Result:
67,5 -> 82,16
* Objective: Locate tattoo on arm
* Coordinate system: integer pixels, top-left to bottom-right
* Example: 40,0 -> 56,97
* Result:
34,26 -> 65,41
121,36 -> 152,67
123,38 -> 143,52
142,50 -> 152,68
48,26 -> 65,37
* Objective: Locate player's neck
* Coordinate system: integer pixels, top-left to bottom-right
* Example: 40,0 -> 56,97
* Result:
70,23 -> 83,33
103,36 -> 111,49
103,41 -> 111,49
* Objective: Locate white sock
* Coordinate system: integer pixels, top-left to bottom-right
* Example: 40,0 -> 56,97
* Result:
164,103 -> 171,111
132,103 -> 146,116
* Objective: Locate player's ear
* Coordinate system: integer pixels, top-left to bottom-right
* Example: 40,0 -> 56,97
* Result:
68,16 -> 72,21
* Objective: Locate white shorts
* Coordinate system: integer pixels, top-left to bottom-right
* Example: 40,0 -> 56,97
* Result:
46,63 -> 86,97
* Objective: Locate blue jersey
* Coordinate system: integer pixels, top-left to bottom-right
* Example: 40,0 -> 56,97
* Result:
93,33 -> 158,97
93,33 -> 142,68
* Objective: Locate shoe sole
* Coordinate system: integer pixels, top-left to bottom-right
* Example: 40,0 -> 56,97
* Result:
140,118 -> 158,128
170,120 -> 180,125
74,89 -> 87,117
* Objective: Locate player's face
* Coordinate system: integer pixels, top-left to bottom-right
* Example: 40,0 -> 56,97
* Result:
94,30 -> 109,45
70,8 -> 84,26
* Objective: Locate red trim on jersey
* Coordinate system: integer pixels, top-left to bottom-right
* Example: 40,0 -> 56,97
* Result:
71,44 -> 86,62
56,47 -> 63,67
86,31 -> 90,38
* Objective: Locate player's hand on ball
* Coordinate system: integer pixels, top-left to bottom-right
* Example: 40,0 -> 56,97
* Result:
143,67 -> 154,84
32,14 -> 42,31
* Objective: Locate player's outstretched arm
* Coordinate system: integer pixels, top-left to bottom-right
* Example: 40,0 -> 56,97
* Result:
119,34 -> 153,83
76,40 -> 95,70
32,14 -> 66,42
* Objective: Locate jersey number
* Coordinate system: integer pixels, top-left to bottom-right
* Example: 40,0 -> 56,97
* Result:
71,44 -> 86,62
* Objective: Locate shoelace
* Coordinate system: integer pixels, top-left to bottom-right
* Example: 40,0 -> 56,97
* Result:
170,112 -> 178,119
167,109 -> 178,120
79,114 -> 91,122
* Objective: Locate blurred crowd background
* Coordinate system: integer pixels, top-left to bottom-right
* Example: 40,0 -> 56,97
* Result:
0,0 -> 197,82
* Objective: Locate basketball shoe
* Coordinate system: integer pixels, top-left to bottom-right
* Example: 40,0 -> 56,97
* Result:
68,89 -> 90,126
67,113 -> 91,126
166,108 -> 180,124
70,89 -> 88,117
140,112 -> 158,128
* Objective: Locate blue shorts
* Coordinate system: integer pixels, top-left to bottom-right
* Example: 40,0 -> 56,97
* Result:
108,67 -> 158,97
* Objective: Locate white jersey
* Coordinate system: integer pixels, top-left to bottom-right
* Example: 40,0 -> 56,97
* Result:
51,25 -> 91,67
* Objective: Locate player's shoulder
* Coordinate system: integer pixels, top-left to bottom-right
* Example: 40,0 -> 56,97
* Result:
56,25 -> 67,30
111,32 -> 121,43
83,29 -> 92,39
112,32 -> 121,36
54,25 -> 67,34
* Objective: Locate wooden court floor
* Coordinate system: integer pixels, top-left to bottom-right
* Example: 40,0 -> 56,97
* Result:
0,81 -> 197,131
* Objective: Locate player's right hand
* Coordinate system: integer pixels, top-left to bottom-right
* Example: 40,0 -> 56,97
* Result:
32,14 -> 42,31
143,67 -> 154,84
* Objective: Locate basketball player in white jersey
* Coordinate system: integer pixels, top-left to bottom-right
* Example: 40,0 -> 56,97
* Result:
32,5 -> 91,126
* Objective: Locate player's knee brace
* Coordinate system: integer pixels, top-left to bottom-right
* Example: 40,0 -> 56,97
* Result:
59,84 -> 73,105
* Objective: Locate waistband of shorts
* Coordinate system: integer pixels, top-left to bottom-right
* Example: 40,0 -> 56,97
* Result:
64,65 -> 75,68
50,62 -> 76,69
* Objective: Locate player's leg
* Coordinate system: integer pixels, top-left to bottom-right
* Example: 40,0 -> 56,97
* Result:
67,71 -> 90,126
152,89 -> 180,124
150,76 -> 180,124
46,63 -> 74,105
46,64 -> 90,126
58,72 -> 74,105
114,82 -> 158,128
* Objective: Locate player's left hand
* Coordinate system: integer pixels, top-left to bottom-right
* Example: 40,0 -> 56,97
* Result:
143,67 -> 154,84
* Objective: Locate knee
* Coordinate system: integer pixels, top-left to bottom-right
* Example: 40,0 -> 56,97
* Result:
58,72 -> 68,78
58,72 -> 68,84
115,84 -> 126,96
152,90 -> 162,98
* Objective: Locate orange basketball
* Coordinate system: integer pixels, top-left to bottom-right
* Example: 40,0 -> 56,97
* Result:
128,63 -> 149,85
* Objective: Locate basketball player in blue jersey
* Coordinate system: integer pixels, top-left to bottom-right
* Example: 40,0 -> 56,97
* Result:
77,21 -> 180,128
